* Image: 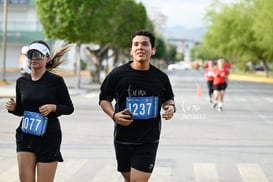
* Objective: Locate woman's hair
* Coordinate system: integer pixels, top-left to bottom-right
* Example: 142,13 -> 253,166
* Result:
28,40 -> 74,71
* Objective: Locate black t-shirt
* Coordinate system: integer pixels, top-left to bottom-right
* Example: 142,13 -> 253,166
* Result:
12,71 -> 74,133
99,61 -> 174,144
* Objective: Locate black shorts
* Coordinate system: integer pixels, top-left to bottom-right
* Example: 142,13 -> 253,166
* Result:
114,142 -> 159,173
213,82 -> 227,91
16,126 -> 63,163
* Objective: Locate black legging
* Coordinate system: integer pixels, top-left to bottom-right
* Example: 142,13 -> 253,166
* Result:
207,80 -> 213,98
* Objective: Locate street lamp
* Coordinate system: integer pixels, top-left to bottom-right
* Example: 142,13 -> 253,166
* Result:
1,0 -> 8,85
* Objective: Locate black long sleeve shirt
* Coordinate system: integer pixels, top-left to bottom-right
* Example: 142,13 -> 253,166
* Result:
11,71 -> 74,133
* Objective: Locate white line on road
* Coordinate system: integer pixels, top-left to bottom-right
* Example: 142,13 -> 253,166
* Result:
193,163 -> 220,182
255,112 -> 273,124
90,163 -> 121,182
55,159 -> 88,182
265,97 -> 273,103
0,165 -> 18,182
90,163 -> 172,182
150,166 -> 172,182
237,163 -> 269,182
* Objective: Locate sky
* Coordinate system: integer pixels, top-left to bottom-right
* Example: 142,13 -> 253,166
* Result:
136,0 -> 236,29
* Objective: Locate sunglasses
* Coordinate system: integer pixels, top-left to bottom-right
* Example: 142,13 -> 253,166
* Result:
27,50 -> 45,60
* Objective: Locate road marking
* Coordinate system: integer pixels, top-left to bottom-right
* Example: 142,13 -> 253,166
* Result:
193,163 -> 220,182
90,163 -> 121,182
255,112 -> 273,124
0,165 -> 19,182
0,160 -> 270,182
90,163 -> 172,182
265,97 -> 273,103
150,166 -> 172,182
237,163 -> 269,182
55,159 -> 88,182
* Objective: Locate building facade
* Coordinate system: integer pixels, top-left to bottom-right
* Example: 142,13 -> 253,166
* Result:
0,0 -> 44,69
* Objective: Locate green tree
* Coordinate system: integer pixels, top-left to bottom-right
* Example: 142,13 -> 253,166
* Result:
201,0 -> 273,76
164,44 -> 178,64
154,36 -> 166,59
36,0 -> 118,86
36,0 -> 150,84
190,43 -> 218,61
85,0 -> 149,82
36,0 -> 116,43
252,0 -> 273,75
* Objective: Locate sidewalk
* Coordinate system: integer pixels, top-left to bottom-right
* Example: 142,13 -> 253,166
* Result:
229,74 -> 273,84
0,70 -> 102,98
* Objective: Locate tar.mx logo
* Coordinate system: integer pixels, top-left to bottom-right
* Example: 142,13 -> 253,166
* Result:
179,102 -> 206,120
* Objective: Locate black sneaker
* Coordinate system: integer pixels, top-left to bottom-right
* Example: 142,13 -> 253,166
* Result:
212,103 -> 217,109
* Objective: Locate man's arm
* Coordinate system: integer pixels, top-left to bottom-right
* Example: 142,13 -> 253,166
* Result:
99,100 -> 115,120
100,100 -> 133,126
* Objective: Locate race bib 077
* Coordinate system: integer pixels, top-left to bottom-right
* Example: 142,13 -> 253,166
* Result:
126,96 -> 159,119
21,111 -> 48,136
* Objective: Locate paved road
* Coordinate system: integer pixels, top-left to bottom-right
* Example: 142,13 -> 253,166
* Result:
0,69 -> 273,181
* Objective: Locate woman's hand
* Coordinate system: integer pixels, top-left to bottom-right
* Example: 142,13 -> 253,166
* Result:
6,98 -> 16,111
39,104 -> 56,116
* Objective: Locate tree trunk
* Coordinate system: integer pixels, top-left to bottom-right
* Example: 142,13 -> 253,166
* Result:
76,43 -> 81,88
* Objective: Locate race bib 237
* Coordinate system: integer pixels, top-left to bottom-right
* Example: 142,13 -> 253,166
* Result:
126,96 -> 159,119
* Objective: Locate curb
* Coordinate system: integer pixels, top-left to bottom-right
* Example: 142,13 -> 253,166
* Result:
229,75 -> 273,84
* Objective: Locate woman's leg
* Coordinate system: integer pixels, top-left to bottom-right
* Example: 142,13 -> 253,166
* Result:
17,151 -> 36,182
208,81 -> 213,103
220,90 -> 225,103
37,161 -> 58,182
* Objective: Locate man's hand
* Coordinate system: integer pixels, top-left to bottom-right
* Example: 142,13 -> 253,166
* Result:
162,104 -> 175,120
113,109 -> 133,126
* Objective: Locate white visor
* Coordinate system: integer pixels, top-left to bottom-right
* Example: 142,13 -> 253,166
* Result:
28,43 -> 50,56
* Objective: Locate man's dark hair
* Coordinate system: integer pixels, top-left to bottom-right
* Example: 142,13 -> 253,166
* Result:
130,30 -> 156,48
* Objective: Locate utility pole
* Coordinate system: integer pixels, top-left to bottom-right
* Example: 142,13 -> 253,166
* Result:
1,0 -> 8,85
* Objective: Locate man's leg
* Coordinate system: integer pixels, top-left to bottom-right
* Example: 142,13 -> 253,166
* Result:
130,168 -> 151,182
212,89 -> 219,108
121,172 -> 131,182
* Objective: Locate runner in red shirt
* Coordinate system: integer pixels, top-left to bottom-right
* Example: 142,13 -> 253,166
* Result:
204,60 -> 214,103
212,59 -> 229,111
224,60 -> 231,72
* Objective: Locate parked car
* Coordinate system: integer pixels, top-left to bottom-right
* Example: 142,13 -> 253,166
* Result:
255,65 -> 265,71
255,65 -> 271,71
168,62 -> 191,71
